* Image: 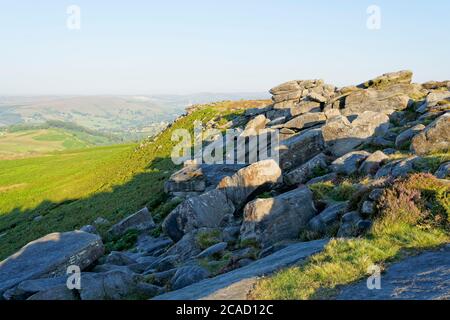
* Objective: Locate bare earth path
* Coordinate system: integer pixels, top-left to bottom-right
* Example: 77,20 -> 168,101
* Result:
337,244 -> 450,300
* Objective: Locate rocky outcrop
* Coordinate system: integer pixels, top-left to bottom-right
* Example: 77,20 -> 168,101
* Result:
410,113 -> 450,155
240,186 -> 317,248
322,111 -> 390,157
270,80 -> 336,110
0,231 -> 104,296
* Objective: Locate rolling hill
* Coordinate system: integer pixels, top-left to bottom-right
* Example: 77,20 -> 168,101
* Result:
0,121 -> 121,159
0,100 -> 270,260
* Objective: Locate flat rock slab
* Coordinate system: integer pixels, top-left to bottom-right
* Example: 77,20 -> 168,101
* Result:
153,239 -> 328,300
337,245 -> 450,300
0,231 -> 104,295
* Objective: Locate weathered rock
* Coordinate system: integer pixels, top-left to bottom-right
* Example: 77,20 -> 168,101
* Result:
416,90 -> 450,114
395,124 -> 426,149
171,266 -> 210,290
285,153 -> 328,186
244,105 -> 272,117
267,116 -> 286,126
410,113 -> 450,155
361,201 -> 375,217
3,276 -> 67,300
196,242 -> 228,259
93,217 -> 109,226
146,268 -> 177,286
217,159 -> 282,208
27,285 -> 78,300
375,156 -> 420,179
342,87 -> 411,117
244,114 -> 268,131
322,112 -> 390,157
162,230 -> 206,262
290,101 -> 322,116
359,151 -> 389,175
108,207 -> 155,237
306,172 -> 338,185
435,162 -> 450,179
163,189 -> 235,241
279,128 -> 325,170
307,202 -> 348,236
222,226 -> 241,243
331,151 -> 371,175
105,251 -> 137,266
337,245 -> 450,300
240,186 -> 317,248
153,239 -> 328,300
359,70 -> 413,89
135,236 -> 173,256
282,112 -> 327,130
371,136 -> 394,148
79,271 -> 156,300
369,188 -> 384,201
79,225 -> 97,234
337,212 -> 362,238
422,81 -> 450,90
164,163 -> 243,196
0,231 -> 104,296
92,263 -> 135,274
147,255 -> 178,273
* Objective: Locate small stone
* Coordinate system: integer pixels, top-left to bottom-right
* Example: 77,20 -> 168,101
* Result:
361,201 -> 375,217
79,225 -> 97,234
435,162 -> 450,179
369,188 -> 384,201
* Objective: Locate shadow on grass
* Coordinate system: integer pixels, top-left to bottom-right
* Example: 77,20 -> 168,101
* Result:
0,155 -> 179,261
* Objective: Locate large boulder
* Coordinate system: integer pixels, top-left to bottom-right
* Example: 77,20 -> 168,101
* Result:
278,128 -> 325,170
0,231 -> 104,296
410,113 -> 450,155
307,202 -> 349,236
217,159 -> 282,208
164,163 -> 244,197
270,79 -> 336,110
359,151 -> 389,175
331,151 -> 371,175
322,111 -> 390,157
240,186 -> 317,248
79,271 -> 160,300
395,124 -> 426,149
170,266 -> 210,290
358,70 -> 413,89
108,207 -> 155,237
162,189 -> 235,241
284,153 -> 328,186
3,276 -> 67,300
282,112 -> 327,130
416,90 -> 450,114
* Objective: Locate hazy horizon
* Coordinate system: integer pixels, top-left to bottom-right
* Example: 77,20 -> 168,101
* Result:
1,0 -> 449,95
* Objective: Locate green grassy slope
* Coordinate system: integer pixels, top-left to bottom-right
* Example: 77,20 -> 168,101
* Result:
0,123 -> 118,159
0,100 -> 269,260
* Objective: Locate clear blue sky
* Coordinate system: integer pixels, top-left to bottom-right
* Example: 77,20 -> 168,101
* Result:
0,0 -> 449,95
